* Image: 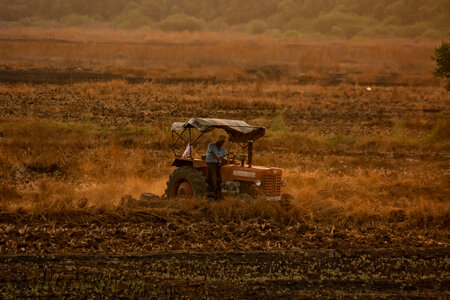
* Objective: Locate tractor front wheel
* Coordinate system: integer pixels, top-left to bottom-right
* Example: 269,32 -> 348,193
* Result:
165,166 -> 208,199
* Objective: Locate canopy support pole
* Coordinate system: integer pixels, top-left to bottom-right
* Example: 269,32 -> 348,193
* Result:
248,140 -> 253,168
189,128 -> 192,157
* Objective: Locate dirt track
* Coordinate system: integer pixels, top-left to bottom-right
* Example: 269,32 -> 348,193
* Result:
0,66 -> 419,86
1,248 -> 448,298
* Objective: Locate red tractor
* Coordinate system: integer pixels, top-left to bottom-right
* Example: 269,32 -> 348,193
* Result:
165,118 -> 292,201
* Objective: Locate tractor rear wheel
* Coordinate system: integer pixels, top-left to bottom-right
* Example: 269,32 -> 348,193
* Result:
165,166 -> 208,199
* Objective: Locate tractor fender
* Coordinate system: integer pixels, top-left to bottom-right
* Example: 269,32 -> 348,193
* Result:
171,158 -> 193,167
171,158 -> 207,168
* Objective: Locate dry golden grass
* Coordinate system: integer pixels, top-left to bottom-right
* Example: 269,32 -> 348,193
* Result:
0,117 -> 448,229
0,27 -> 442,86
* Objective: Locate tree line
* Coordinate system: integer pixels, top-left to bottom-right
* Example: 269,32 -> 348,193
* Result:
1,0 -> 449,38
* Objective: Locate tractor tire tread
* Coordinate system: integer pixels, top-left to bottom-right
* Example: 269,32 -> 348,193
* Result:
165,166 -> 208,199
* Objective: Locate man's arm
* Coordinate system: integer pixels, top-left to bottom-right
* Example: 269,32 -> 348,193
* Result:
216,148 -> 227,163
221,148 -> 227,163
209,145 -> 226,162
210,151 -> 220,160
208,144 -> 220,160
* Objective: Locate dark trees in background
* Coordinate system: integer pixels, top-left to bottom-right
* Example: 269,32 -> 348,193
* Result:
433,40 -> 450,91
0,0 -> 448,38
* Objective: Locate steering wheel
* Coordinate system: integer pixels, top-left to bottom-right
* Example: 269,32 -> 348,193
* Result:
223,152 -> 237,163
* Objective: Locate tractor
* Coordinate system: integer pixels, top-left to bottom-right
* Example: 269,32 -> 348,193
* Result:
165,118 -> 292,201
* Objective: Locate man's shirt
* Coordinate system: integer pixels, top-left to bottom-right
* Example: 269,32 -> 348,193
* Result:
205,143 -> 226,163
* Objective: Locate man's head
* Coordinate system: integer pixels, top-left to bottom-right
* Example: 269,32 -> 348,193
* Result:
216,135 -> 226,147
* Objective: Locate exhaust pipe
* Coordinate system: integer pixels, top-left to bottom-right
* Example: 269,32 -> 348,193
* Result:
248,140 -> 253,167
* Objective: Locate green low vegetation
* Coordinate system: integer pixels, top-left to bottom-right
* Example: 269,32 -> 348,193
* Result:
1,0 -> 449,38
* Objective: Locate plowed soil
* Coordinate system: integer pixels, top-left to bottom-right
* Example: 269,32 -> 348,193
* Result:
1,249 -> 448,298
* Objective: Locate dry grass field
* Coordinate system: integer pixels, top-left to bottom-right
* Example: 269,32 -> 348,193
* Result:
0,28 -> 449,297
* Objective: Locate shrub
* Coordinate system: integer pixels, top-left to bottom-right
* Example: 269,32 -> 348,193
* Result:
208,17 -> 228,32
112,9 -> 153,29
63,14 -> 95,26
284,17 -> 312,33
159,14 -> 204,32
330,25 -> 346,38
245,19 -> 268,35
395,22 -> 428,38
313,11 -> 370,38
432,40 -> 450,91
284,29 -> 301,38
421,28 -> 442,39
266,29 -> 282,38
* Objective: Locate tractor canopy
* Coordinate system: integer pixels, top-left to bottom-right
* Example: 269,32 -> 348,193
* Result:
171,118 -> 265,143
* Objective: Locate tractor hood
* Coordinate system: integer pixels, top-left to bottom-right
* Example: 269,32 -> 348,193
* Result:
171,118 -> 266,143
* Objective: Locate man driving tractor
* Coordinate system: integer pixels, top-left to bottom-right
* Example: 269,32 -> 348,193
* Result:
166,118 -> 291,202
205,135 -> 227,198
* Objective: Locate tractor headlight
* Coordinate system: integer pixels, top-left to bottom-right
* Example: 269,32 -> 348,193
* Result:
255,180 -> 262,187
282,179 -> 287,186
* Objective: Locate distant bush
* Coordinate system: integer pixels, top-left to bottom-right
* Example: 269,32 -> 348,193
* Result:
430,12 -> 450,33
159,14 -> 204,32
284,17 -> 312,33
16,17 -> 38,26
208,17 -> 229,32
371,24 -> 401,38
330,25 -> 346,38
63,14 -> 95,26
265,28 -> 282,38
433,40 -> 450,91
0,0 -> 449,38
396,22 -> 428,38
421,28 -> 442,39
313,11 -> 371,38
112,9 -> 153,29
380,16 -> 402,26
284,29 -> 301,38
245,19 -> 268,35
